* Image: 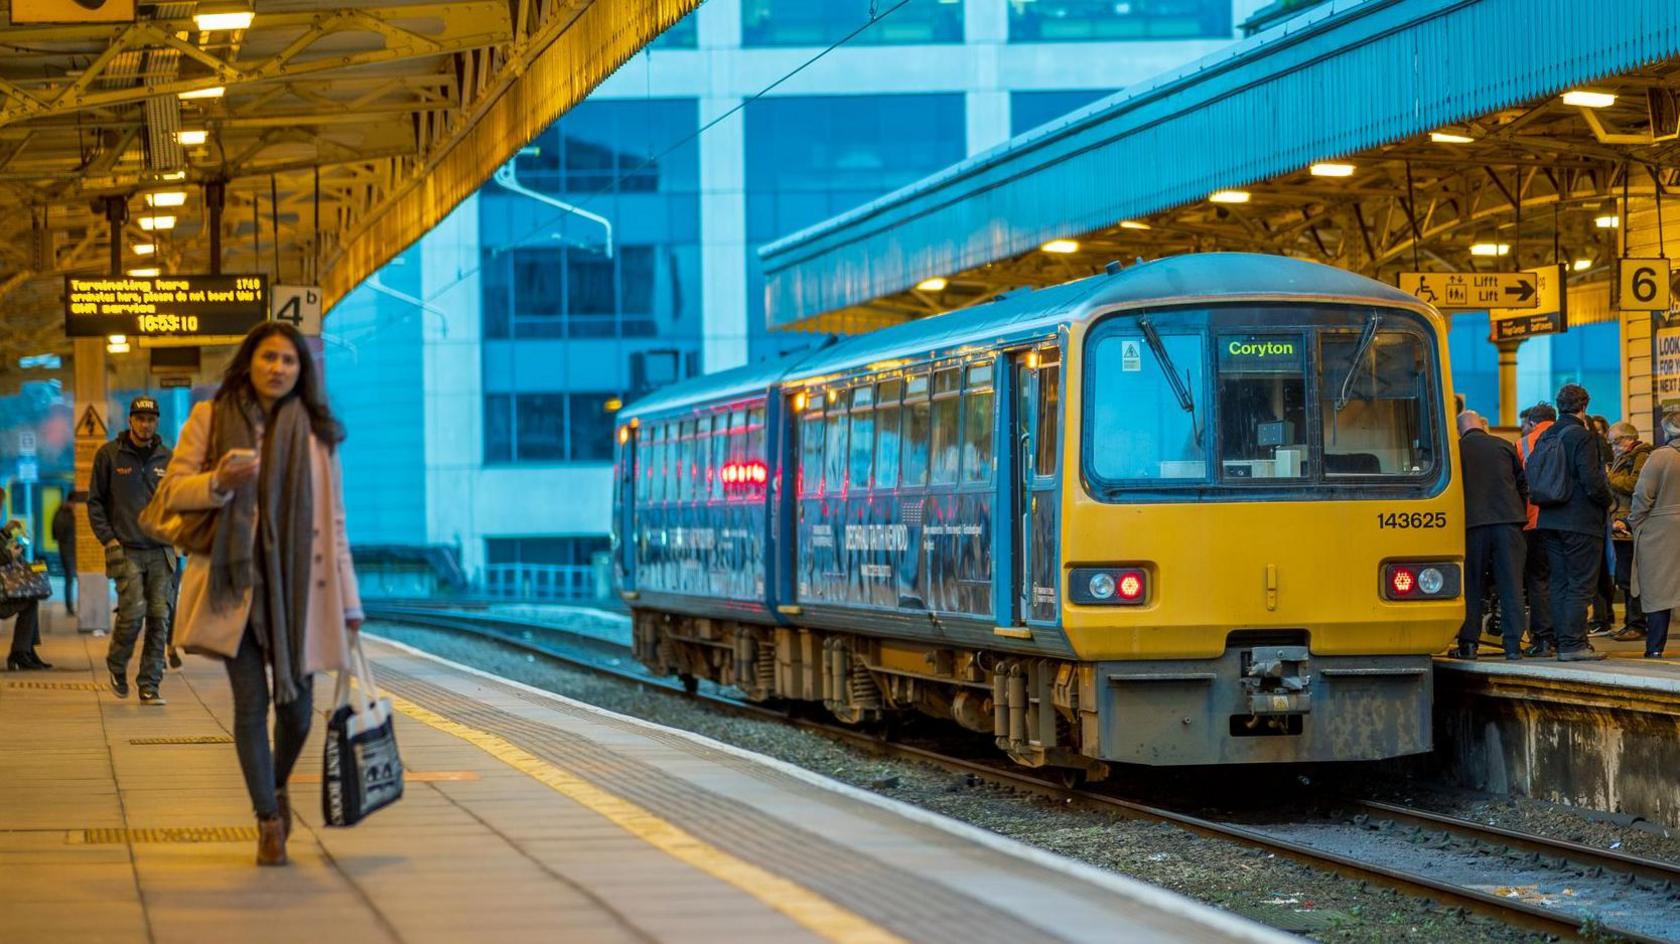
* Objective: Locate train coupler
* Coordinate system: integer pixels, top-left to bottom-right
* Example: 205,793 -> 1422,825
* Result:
1240,645 -> 1313,715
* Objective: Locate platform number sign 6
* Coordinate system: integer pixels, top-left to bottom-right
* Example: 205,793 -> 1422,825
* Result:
271,284 -> 323,336
1620,258 -> 1672,312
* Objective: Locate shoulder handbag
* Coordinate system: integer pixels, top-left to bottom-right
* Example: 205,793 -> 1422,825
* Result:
139,406 -> 218,554
323,635 -> 405,827
0,554 -> 50,604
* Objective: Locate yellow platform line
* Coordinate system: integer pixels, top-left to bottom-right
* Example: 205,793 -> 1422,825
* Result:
386,692 -> 907,944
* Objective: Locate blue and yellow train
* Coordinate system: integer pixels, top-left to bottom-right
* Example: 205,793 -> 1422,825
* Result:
613,253 -> 1463,778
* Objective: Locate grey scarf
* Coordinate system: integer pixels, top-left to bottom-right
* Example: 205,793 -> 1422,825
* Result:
209,392 -> 315,704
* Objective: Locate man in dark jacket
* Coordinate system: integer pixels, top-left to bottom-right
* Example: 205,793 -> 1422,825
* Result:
1455,411 -> 1528,660
1535,384 -> 1613,661
50,493 -> 79,616
87,396 -> 174,703
1607,421 -> 1653,640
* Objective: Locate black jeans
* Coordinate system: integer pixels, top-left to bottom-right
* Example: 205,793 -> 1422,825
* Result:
225,629 -> 314,818
1523,528 -> 1554,644
1543,529 -> 1604,654
7,599 -> 41,656
1648,609 -> 1672,656
1612,539 -> 1645,629
1461,524 -> 1526,653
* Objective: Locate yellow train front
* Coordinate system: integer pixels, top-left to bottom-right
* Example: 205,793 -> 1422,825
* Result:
615,253 -> 1463,777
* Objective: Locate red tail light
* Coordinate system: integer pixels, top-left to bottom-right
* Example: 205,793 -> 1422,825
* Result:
1117,572 -> 1144,601
1381,562 -> 1460,601
1390,567 -> 1416,596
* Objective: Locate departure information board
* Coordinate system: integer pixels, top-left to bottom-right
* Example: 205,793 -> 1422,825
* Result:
64,274 -> 269,338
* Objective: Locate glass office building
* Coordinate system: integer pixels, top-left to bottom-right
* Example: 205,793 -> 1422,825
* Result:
325,0 -> 1311,594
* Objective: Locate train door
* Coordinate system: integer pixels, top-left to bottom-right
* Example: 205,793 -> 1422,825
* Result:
614,424 -> 637,592
1013,348 -> 1061,626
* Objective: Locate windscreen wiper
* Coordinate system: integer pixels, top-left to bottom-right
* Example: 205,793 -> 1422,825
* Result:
1139,317 -> 1195,415
1333,312 -> 1382,414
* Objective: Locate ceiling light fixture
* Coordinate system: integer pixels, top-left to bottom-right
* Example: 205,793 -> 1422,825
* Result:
194,0 -> 254,31
1118,220 -> 1151,230
915,276 -> 948,292
1596,215 -> 1620,229
177,86 -> 225,100
138,215 -> 176,231
1562,89 -> 1616,108
1209,190 -> 1251,204
1469,243 -> 1511,257
1430,130 -> 1474,144
1310,162 -> 1355,177
146,191 -> 187,208
177,129 -> 208,146
158,170 -> 187,181
1040,239 -> 1079,254
1573,258 -> 1593,272
107,335 -> 130,354
132,243 -> 156,255
127,267 -> 161,277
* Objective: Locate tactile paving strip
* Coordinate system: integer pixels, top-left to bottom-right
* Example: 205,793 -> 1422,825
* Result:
129,735 -> 235,745
76,826 -> 259,844
379,668 -> 1075,944
5,680 -> 107,692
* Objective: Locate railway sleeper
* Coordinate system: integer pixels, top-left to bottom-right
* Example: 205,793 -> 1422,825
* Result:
633,610 -> 1104,779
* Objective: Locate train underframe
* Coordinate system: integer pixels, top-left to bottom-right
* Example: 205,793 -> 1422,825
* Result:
632,609 -> 1435,775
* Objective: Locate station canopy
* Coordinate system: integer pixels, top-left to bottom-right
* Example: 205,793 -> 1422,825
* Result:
0,0 -> 696,366
761,0 -> 1680,334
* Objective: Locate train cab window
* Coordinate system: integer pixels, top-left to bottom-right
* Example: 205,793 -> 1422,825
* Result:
799,406 -> 825,496
1216,334 -> 1309,481
930,368 -> 962,484
1320,330 -> 1435,477
903,375 -> 931,487
1087,330 -> 1208,481
848,387 -> 875,490
876,379 -> 903,489
824,398 -> 850,495
1034,351 -> 1060,477
961,364 -> 995,483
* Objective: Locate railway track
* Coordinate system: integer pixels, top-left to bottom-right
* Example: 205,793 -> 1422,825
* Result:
364,602 -> 1680,944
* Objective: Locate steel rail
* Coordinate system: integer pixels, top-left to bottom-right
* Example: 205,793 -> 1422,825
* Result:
365,605 -> 1671,944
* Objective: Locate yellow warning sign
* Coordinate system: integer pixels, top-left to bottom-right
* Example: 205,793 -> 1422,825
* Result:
11,0 -> 135,23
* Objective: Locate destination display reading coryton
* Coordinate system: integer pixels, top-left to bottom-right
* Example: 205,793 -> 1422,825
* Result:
64,274 -> 269,338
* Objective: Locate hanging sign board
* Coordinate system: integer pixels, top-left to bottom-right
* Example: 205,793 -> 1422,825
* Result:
1620,257 -> 1673,311
64,274 -> 268,339
271,285 -> 324,336
1399,271 -> 1538,309
1489,264 -> 1567,342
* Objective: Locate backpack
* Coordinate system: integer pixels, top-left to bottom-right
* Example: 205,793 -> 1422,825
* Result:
1526,426 -> 1572,507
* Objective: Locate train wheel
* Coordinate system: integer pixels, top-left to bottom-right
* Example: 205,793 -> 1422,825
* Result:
1056,767 -> 1087,790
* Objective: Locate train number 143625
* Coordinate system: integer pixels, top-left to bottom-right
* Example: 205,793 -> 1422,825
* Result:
1376,512 -> 1447,529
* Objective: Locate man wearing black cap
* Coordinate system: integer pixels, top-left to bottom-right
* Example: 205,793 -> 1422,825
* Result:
88,396 -> 175,704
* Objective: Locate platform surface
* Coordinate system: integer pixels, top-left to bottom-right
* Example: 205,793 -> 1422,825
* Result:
0,607 -> 1288,944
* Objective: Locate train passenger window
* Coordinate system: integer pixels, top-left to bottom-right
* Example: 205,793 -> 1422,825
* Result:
930,369 -> 962,484
824,403 -> 849,495
962,365 -> 994,483
650,425 -> 666,503
712,413 -> 730,500
799,411 -> 824,496
1088,332 -> 1208,481
1034,351 -> 1060,477
1217,334 -> 1308,480
730,409 -> 748,465
903,376 -> 931,487
746,407 -> 767,499
848,390 -> 874,490
1320,330 -> 1434,476
695,416 -> 711,500
678,420 -> 695,501
876,380 -> 903,489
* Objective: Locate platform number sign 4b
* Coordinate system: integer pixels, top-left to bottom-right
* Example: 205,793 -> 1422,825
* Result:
1619,258 -> 1672,312
271,285 -> 322,336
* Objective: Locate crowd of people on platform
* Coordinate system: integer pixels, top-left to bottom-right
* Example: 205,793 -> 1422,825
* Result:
1458,383 -> 1677,661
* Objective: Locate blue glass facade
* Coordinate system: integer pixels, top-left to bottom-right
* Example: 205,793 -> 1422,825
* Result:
1448,314 -> 1623,424
1010,89 -> 1117,135
1008,0 -> 1232,42
743,93 -> 967,359
742,0 -> 963,47
481,98 -> 702,465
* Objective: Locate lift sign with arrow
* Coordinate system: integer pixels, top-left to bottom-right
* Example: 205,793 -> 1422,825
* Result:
1399,271 -> 1539,309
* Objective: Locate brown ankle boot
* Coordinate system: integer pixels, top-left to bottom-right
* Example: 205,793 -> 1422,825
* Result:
276,788 -> 292,840
256,814 -> 287,866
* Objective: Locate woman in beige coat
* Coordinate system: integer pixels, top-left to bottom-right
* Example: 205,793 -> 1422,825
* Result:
1627,404 -> 1680,659
157,322 -> 362,865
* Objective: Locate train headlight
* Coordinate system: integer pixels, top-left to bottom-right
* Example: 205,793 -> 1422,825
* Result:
1381,561 -> 1460,601
1417,567 -> 1444,595
1070,567 -> 1149,605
